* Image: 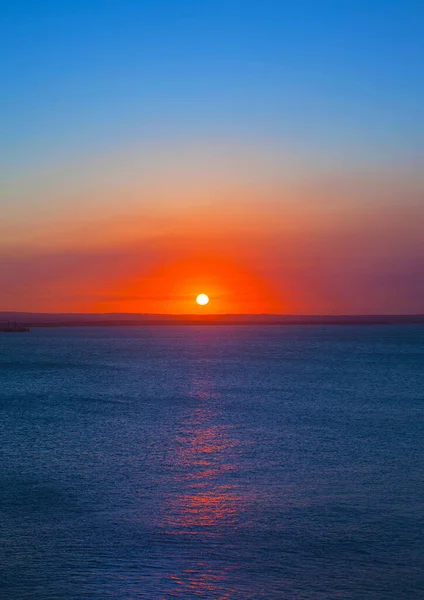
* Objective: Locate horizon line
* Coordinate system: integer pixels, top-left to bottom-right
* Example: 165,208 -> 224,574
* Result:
1,311 -> 424,317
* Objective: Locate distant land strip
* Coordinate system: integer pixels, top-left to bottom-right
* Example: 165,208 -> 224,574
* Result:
1,313 -> 424,327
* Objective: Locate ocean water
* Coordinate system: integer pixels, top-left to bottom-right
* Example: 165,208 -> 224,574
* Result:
1,325 -> 424,600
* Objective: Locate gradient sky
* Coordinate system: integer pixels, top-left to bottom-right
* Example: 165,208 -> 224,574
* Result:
1,0 -> 423,313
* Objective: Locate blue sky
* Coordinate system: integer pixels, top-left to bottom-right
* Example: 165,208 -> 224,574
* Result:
1,0 -> 423,171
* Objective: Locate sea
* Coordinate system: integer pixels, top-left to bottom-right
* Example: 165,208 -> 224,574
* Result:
1,325 -> 424,599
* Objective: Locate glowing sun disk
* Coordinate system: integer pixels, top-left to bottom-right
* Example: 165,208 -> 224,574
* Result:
196,293 -> 209,306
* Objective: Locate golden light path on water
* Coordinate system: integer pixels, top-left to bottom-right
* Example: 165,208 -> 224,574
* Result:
156,370 -> 244,597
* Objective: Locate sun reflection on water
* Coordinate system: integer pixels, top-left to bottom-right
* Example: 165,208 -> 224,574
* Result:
164,378 -> 242,536
158,372 -> 244,596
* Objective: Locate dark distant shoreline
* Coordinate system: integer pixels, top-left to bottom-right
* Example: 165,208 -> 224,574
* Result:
1,313 -> 424,328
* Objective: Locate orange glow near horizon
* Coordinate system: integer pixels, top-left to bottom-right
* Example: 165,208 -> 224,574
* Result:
89,253 -> 286,315
2,169 -> 423,315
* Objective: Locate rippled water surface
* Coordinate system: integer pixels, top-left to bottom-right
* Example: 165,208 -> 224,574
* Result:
1,325 -> 424,599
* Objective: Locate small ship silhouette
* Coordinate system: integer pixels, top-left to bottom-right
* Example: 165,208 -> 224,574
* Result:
1,321 -> 30,332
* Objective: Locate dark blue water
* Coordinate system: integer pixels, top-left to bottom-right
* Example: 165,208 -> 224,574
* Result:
1,326 -> 424,599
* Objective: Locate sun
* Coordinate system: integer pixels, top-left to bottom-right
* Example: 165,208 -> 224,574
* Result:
196,293 -> 210,306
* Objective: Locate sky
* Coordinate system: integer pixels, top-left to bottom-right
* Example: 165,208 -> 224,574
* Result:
1,0 -> 423,314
